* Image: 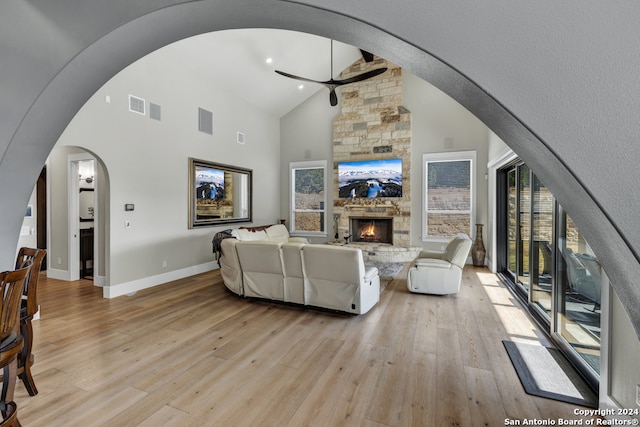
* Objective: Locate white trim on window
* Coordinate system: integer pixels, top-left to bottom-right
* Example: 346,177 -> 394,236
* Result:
290,160 -> 328,237
422,150 -> 476,241
487,148 -> 517,273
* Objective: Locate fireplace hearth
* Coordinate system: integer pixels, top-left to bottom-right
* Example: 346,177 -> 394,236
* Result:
350,217 -> 393,244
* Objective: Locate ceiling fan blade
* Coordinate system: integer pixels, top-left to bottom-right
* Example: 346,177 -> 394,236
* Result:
334,67 -> 388,85
329,89 -> 338,106
360,50 -> 375,63
274,70 -> 324,85
276,40 -> 387,108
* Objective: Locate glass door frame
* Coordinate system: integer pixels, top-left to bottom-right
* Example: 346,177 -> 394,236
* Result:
530,173 -> 556,323
499,161 -> 531,304
551,205 -> 601,389
496,162 -> 600,391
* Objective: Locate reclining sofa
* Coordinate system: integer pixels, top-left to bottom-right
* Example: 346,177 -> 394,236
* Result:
218,224 -> 380,314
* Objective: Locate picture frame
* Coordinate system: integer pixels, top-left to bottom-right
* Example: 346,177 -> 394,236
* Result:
188,158 -> 252,228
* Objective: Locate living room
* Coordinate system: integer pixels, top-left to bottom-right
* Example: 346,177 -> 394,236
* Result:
7,3 -> 640,424
38,29 -> 493,297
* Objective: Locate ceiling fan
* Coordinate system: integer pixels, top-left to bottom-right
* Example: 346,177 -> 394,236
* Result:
275,40 -> 388,106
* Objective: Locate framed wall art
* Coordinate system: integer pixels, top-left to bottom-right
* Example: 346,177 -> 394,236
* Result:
188,158 -> 252,228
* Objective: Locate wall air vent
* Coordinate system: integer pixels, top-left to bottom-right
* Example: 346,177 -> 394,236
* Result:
198,107 -> 213,135
237,131 -> 245,144
128,94 -> 145,115
149,103 -> 161,121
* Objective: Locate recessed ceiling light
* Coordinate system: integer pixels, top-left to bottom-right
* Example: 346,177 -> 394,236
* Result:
266,57 -> 273,64
298,85 -> 304,90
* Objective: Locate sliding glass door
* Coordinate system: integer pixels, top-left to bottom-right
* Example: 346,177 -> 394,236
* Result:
556,208 -> 601,375
498,162 -> 601,387
505,164 -> 531,299
530,175 -> 553,319
507,168 -> 517,278
517,165 -> 531,294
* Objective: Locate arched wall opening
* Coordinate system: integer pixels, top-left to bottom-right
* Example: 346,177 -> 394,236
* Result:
0,1 -> 638,342
46,145 -> 110,285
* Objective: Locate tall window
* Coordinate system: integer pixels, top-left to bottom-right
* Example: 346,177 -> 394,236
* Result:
290,160 -> 327,236
423,151 -> 476,240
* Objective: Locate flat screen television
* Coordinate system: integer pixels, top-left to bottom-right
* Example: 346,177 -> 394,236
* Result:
338,158 -> 403,198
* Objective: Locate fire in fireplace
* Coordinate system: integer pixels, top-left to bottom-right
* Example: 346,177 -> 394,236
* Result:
350,217 -> 393,244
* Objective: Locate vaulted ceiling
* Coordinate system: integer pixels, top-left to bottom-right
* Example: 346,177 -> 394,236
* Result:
157,28 -> 364,117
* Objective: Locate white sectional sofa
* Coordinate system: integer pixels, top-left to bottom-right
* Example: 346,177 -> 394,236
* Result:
218,224 -> 380,314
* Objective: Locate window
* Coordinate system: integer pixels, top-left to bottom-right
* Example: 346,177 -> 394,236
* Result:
290,160 -> 327,236
423,151 -> 476,240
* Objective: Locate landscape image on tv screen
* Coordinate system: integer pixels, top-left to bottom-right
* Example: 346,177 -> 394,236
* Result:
195,167 -> 225,201
338,158 -> 403,198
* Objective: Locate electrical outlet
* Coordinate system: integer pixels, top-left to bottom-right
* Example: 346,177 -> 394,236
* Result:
162,260 -> 167,268
57,257 -> 62,265
636,384 -> 640,406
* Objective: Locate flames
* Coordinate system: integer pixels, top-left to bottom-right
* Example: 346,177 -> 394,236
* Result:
359,223 -> 379,240
351,218 -> 392,244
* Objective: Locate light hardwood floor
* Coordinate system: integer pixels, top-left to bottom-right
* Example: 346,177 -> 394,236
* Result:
12,266 -> 599,426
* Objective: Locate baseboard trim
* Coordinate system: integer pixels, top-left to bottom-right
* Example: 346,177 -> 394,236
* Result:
103,261 -> 219,298
47,268 -> 70,281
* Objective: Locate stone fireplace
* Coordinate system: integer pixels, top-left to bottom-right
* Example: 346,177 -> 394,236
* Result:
330,56 -> 421,262
350,217 -> 393,244
332,56 -> 412,248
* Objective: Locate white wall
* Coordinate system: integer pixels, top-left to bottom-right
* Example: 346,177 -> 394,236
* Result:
280,88 -> 340,243
51,48 -> 281,294
488,131 -> 511,162
403,72 -> 490,252
486,132 -> 513,269
610,287 -> 640,412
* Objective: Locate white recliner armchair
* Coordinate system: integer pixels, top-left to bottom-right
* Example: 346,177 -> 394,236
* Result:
407,233 -> 472,295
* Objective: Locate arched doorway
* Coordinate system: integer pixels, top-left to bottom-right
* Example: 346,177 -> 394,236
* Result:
46,146 -> 109,286
0,0 -> 638,344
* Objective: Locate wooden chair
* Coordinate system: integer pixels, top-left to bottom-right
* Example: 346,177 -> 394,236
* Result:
0,401 -> 20,427
0,264 -> 30,422
14,248 -> 46,396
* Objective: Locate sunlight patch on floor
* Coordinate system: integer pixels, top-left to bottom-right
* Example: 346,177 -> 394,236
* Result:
493,305 -> 538,338
482,283 -> 514,306
475,270 -> 502,286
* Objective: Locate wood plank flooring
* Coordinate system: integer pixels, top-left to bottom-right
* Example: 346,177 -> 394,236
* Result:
12,266 -> 600,426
